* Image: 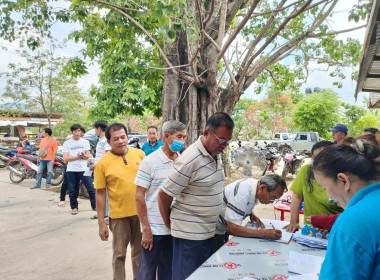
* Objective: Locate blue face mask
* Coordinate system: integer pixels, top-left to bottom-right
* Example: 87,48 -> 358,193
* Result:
169,138 -> 185,152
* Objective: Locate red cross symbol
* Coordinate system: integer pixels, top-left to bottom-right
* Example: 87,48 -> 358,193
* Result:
225,241 -> 237,246
223,262 -> 238,269
266,250 -> 279,256
273,274 -> 287,280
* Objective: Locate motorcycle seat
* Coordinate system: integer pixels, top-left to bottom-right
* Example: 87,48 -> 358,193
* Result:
18,154 -> 38,162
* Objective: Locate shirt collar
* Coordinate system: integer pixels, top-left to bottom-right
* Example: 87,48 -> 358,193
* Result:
195,136 -> 221,161
158,147 -> 178,164
250,179 -> 259,204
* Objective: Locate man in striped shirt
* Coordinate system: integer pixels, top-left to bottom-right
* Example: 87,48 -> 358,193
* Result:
158,112 -> 234,280
135,120 -> 187,280
213,174 -> 287,252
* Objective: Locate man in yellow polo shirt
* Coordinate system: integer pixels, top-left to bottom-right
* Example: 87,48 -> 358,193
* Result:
94,123 -> 145,280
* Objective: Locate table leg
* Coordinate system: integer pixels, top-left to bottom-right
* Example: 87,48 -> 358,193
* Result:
280,211 -> 284,221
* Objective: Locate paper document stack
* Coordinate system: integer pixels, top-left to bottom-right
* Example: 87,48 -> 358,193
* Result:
288,251 -> 324,278
246,218 -> 293,244
293,232 -> 328,249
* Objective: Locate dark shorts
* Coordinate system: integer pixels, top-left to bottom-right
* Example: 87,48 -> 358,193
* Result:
172,236 -> 213,280
137,235 -> 173,280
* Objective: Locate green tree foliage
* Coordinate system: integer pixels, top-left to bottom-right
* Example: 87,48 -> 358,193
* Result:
0,0 -> 371,142
0,45 -> 87,129
354,112 -> 380,135
292,89 -> 340,138
340,102 -> 366,136
231,97 -> 257,139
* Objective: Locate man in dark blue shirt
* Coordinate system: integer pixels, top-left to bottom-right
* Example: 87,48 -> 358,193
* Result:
141,126 -> 163,156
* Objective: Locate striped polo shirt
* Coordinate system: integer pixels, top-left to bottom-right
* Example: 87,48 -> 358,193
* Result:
135,147 -> 178,235
215,178 -> 258,234
161,137 -> 225,240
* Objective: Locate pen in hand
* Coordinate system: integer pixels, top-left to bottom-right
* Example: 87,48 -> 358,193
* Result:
270,222 -> 275,229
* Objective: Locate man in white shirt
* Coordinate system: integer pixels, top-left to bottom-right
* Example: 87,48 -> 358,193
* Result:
63,124 -> 96,215
93,120 -> 111,161
91,120 -> 111,221
135,120 -> 187,280
213,174 -> 287,252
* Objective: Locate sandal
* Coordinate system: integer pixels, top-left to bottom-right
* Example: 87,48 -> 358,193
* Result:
91,214 -> 98,220
58,201 -> 65,207
45,184 -> 51,189
71,208 -> 78,215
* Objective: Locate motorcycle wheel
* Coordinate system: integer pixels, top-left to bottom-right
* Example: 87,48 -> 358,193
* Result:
0,158 -> 5,168
261,161 -> 269,176
282,165 -> 289,179
79,182 -> 90,199
9,162 -> 25,183
51,166 -> 65,186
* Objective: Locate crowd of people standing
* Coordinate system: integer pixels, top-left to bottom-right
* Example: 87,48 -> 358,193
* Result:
31,116 -> 380,280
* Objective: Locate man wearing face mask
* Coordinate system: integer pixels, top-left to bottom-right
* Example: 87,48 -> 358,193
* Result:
135,120 -> 187,280
158,112 -> 234,280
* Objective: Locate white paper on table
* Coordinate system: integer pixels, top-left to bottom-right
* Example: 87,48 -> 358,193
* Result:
238,278 -> 258,280
83,167 -> 93,177
287,273 -> 319,280
288,251 -> 324,274
246,218 -> 293,244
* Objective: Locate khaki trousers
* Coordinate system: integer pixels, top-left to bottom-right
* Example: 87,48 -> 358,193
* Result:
109,215 -> 142,280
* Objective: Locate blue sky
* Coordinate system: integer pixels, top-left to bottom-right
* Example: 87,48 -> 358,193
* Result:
0,0 -> 369,107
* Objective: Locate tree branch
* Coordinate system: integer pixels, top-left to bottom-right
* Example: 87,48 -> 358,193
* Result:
126,0 -> 149,12
241,0 -> 287,70
203,0 -> 215,27
237,0 -> 313,93
146,64 -> 190,70
188,0 -> 205,86
307,24 -> 366,38
217,0 -> 228,47
203,31 -> 237,85
85,0 -> 175,74
245,0 -> 339,89
265,68 -> 279,83
216,0 -> 260,62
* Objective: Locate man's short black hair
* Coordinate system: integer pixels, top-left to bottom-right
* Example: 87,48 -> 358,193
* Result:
105,123 -> 128,140
363,128 -> 379,135
147,126 -> 158,132
94,120 -> 108,132
44,128 -> 52,136
205,112 -> 234,131
80,127 -> 86,134
70,124 -> 81,132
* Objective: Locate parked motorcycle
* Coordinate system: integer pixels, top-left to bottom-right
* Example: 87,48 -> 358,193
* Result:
8,155 -> 65,185
262,144 -> 281,176
282,151 -> 305,179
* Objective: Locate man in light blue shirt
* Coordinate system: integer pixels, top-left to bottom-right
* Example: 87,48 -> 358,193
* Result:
141,126 -> 163,156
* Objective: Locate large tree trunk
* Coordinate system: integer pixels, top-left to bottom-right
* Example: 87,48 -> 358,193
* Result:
162,33 -> 215,145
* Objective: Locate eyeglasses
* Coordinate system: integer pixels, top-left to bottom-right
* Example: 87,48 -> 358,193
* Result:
211,131 -> 231,144
268,191 -> 279,204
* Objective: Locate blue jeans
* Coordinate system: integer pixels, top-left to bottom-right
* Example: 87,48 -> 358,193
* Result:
66,171 -> 96,210
137,235 -> 173,280
172,237 -> 213,280
36,160 -> 53,187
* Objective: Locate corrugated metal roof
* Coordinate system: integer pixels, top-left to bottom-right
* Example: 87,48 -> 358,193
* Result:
355,0 -> 380,108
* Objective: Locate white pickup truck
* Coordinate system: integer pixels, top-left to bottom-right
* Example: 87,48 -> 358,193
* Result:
254,133 -> 291,147
274,132 -> 320,154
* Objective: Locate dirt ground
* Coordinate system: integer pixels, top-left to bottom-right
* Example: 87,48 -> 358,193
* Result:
0,159 -> 305,280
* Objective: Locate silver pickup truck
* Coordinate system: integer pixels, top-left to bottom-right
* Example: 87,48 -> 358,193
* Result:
272,132 -> 320,154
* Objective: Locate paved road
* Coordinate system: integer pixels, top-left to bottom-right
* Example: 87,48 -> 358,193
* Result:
0,169 -> 133,280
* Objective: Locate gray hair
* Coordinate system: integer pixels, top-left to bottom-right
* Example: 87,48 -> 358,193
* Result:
259,174 -> 287,192
162,120 -> 186,135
